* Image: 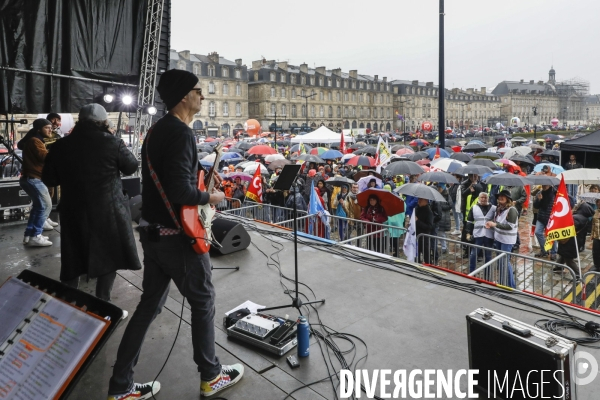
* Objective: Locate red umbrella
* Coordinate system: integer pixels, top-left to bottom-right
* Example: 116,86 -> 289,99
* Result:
346,156 -> 376,167
247,145 -> 277,155
396,148 -> 415,156
416,159 -> 430,166
409,139 -> 429,147
205,137 -> 215,142
357,189 -> 405,216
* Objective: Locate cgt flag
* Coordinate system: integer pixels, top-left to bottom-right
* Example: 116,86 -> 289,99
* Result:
340,131 -> 346,154
245,166 -> 263,203
544,175 -> 575,251
434,146 -> 441,160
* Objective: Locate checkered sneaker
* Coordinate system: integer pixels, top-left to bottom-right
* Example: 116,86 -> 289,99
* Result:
200,364 -> 244,397
107,381 -> 161,400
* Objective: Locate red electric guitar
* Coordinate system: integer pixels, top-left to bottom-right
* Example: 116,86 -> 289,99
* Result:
180,143 -> 223,254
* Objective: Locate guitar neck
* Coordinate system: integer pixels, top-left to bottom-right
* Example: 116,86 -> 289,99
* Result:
205,144 -> 223,193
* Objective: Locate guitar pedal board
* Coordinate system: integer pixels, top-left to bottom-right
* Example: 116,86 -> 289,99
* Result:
225,312 -> 298,356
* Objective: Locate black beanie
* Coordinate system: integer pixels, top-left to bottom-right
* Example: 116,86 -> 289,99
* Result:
157,69 -> 199,110
33,118 -> 52,131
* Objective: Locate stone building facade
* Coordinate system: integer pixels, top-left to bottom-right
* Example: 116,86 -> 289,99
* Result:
170,50 -> 249,137
248,59 -> 394,132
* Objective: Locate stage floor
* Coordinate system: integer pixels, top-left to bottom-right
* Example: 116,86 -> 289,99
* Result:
1,215 -> 599,400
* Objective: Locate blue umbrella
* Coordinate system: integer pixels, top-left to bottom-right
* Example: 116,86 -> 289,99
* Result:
320,149 -> 343,160
424,148 -> 450,159
533,163 -> 565,174
221,152 -> 244,161
468,140 -> 485,145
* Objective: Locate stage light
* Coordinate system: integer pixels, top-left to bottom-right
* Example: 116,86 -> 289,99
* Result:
122,95 -> 133,105
145,105 -> 157,116
103,94 -> 114,103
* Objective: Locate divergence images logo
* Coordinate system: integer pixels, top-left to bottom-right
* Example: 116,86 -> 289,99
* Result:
574,351 -> 598,386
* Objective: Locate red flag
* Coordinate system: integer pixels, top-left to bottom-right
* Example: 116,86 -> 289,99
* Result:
245,167 -> 263,203
544,175 -> 575,251
434,146 -> 441,160
340,131 -> 346,154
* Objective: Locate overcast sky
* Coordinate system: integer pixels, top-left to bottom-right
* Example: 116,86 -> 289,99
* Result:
172,0 -> 599,94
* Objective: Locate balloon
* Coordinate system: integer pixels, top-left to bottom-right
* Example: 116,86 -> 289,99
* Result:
244,119 -> 262,136
421,121 -> 433,132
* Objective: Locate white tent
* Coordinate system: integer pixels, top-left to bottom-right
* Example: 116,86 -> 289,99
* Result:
290,126 -> 354,144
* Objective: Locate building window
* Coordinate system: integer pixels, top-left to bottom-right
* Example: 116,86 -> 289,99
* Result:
222,68 -> 229,77
310,77 -> 315,85
368,108 -> 371,117
236,102 -> 241,116
344,92 -> 349,101
319,77 -> 324,86
387,95 -> 390,104
235,69 -> 241,79
328,106 -> 333,117
374,108 -> 377,118
360,94 -> 363,103
281,74 -> 286,83
223,83 -> 228,95
301,75 -> 306,85
344,80 -> 348,88
380,94 -> 383,103
319,106 -> 324,117
352,93 -> 356,102
292,105 -> 297,117
270,72 -> 276,82
282,104 -> 287,115
236,84 -> 241,96
337,106 -> 341,117
271,104 -> 276,115
193,65 -> 199,75
223,102 -> 229,116
336,79 -> 340,87
337,92 -> 341,101
351,107 -> 356,117
328,92 -> 332,101
271,87 -> 276,97
301,105 -> 306,117
208,65 -> 215,76
320,92 -> 324,101
311,105 -> 315,117
292,89 -> 296,99
209,81 -> 215,94
301,89 -> 306,97
327,78 -> 332,87
281,88 -> 286,98
291,75 -> 296,84
209,101 -> 215,116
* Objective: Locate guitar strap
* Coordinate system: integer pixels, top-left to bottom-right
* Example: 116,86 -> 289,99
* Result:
144,126 -> 183,232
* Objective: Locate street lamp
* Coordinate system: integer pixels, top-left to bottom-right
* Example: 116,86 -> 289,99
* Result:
300,92 -> 316,131
398,98 -> 412,144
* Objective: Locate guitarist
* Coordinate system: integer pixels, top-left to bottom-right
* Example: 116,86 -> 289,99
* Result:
108,69 -> 244,400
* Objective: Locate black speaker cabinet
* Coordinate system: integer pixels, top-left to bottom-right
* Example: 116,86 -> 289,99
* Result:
0,179 -> 32,210
128,195 -> 142,223
121,176 -> 141,199
211,218 -> 251,255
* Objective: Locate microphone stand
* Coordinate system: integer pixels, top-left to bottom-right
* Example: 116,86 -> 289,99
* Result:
259,165 -> 325,316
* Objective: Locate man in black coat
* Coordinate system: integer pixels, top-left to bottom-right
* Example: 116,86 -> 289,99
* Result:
415,198 -> 434,264
533,185 -> 557,260
460,174 -> 484,256
42,104 -> 141,300
557,202 -> 594,277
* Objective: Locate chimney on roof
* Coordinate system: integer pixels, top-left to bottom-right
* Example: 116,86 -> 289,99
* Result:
426,82 -> 433,87
278,61 -> 288,71
530,80 -> 534,84
374,75 -> 378,82
179,50 -> 190,60
267,60 -> 276,68
412,80 -> 419,86
520,79 -> 524,83
481,87 -> 486,94
383,77 -> 387,83
349,70 -> 358,79
252,60 -> 263,70
300,63 -> 308,74
466,88 -> 474,94
538,80 -> 544,85
332,68 -> 341,76
315,66 -> 326,75
235,59 -> 242,66
208,52 -> 219,63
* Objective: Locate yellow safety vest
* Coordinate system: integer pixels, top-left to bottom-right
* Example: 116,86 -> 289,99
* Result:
465,195 -> 479,218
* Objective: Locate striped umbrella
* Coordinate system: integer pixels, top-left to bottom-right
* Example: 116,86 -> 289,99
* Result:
346,156 -> 376,167
310,147 -> 329,155
409,139 -> 429,147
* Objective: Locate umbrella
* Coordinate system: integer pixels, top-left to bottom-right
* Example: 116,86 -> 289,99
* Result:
203,153 -> 238,163
400,153 -> 425,161
485,174 -> 532,186
346,156 -> 376,167
341,153 -> 355,162
325,176 -> 355,187
435,139 -> 460,147
197,151 -> 209,159
320,149 -> 344,160
198,145 -> 214,153
462,143 -> 488,152
450,153 -> 472,162
578,193 -> 600,203
227,172 -> 253,182
383,161 -> 425,176
298,154 -> 325,164
496,148 -> 510,154
244,163 -> 269,175
468,140 -> 485,145
357,176 -> 383,192
540,150 -> 560,157
391,144 -> 411,152
233,141 -> 254,151
533,163 -> 564,174
353,146 -> 377,155
543,134 -> 561,141
267,159 -> 292,170
468,159 -> 499,169
357,189 -> 405,216
424,148 -> 450,159
353,170 -> 383,181
394,183 -> 447,202
557,168 -> 600,184
525,174 -> 560,186
494,159 -> 517,167
409,139 -> 429,147
236,160 -> 260,169
264,153 -> 285,163
416,159 -> 430,166
395,148 -> 415,156
417,171 -> 459,184
247,145 -> 277,155
310,146 -> 329,156
430,158 -> 466,173
227,148 -> 245,155
509,155 -> 535,165
349,142 -> 366,150
503,146 -> 532,159
528,143 -> 545,150
454,165 -> 494,176
256,138 -> 270,144
473,152 -> 500,160
289,143 -> 313,153
511,137 -> 527,142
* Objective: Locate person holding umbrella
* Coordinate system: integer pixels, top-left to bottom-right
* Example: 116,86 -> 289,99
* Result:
383,184 -> 405,257
485,190 -> 518,288
415,197 -> 434,264
533,184 -> 558,260
360,194 -> 388,253
344,183 -> 363,243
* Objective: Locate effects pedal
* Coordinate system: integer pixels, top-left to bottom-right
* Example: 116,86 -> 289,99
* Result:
287,355 -> 300,369
233,314 -> 279,339
270,320 -> 297,344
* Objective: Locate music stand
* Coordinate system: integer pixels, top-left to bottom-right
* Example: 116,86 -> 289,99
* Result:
259,164 -> 325,314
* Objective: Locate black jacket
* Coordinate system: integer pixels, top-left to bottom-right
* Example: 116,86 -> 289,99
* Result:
533,187 -> 556,225
460,179 -> 484,216
415,204 -> 434,235
42,121 -> 141,280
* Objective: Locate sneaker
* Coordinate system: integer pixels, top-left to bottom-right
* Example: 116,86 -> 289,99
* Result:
201,364 -> 244,397
29,235 -> 52,247
550,254 -> 557,261
534,252 -> 547,258
107,381 -> 161,400
121,310 -> 129,320
43,221 -> 54,231
46,218 -> 59,227
24,235 -> 49,244
450,230 -> 461,235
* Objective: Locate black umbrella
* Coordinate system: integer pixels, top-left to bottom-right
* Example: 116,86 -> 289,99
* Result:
416,151 -> 429,159
227,148 -> 245,155
267,159 -> 292,170
462,143 -> 488,152
349,142 -> 366,150
454,165 -> 494,176
383,161 -> 425,176
417,171 -> 459,184
469,158 -> 499,169
298,154 -> 325,163
290,143 -> 313,153
512,136 -> 527,142
326,176 -> 356,187
450,153 -> 472,162
474,152 -> 500,160
525,174 -> 560,186
394,183 -> 447,202
234,141 -> 254,151
540,150 -> 560,157
391,144 -> 411,152
509,155 -> 535,165
399,153 -> 424,162
445,139 -> 460,147
353,146 -> 377,155
543,134 -> 560,141
485,173 -> 532,187
353,170 -> 383,181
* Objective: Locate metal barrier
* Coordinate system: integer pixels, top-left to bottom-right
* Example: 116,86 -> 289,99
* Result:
581,271 -> 600,310
221,203 -> 307,225
335,215 -> 406,256
215,197 -> 242,213
416,234 -> 580,304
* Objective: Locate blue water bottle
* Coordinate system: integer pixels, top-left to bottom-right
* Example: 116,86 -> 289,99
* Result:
297,316 -> 310,357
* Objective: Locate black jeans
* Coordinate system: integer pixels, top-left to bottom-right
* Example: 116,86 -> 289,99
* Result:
108,230 -> 221,395
63,272 -> 116,302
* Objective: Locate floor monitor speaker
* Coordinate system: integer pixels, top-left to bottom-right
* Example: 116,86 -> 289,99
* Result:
211,218 -> 251,255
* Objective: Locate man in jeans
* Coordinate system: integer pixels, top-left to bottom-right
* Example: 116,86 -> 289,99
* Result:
533,184 -> 558,260
108,69 -> 243,400
466,192 -> 495,278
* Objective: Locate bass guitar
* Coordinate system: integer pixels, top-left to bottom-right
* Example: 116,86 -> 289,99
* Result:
181,143 -> 223,254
